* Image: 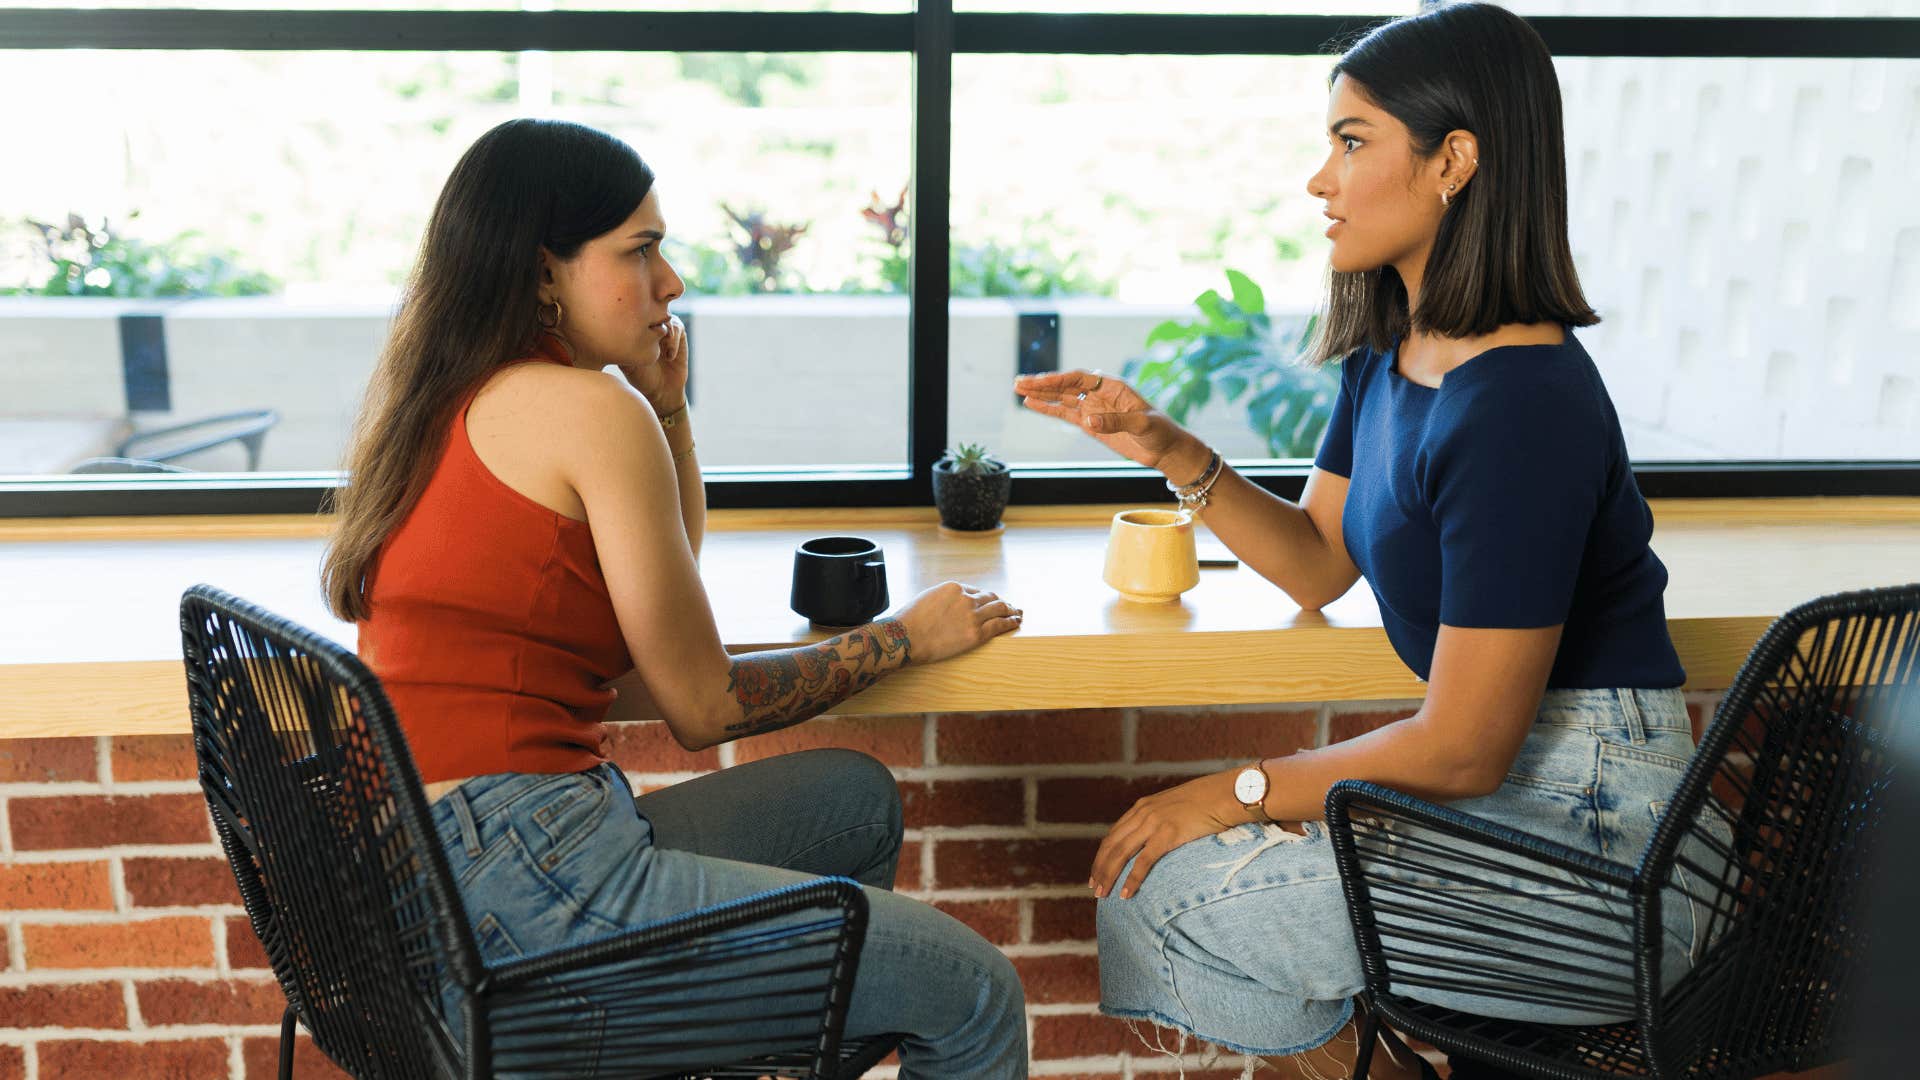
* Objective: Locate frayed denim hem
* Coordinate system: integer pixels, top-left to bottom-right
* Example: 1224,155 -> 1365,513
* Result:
1098,995 -> 1355,1058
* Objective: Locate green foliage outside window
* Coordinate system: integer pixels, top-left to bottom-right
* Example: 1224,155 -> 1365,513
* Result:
2,213 -> 277,298
675,186 -> 1117,299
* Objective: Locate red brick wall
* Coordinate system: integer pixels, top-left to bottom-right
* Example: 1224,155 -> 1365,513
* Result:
0,696 -> 1717,1079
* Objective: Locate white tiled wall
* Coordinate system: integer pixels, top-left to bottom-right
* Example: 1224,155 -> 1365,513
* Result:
1527,22 -> 1918,459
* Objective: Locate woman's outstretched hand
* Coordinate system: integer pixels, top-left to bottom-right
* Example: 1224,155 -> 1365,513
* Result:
1014,369 -> 1207,483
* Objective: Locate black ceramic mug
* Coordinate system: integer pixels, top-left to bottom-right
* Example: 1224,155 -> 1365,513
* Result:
790,536 -> 890,627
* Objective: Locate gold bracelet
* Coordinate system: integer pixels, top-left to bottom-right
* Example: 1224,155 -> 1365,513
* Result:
672,441 -> 697,463
658,403 -> 689,429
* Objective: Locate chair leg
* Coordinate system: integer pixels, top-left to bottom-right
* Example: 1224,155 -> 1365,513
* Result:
278,1005 -> 297,1080
1353,998 -> 1380,1080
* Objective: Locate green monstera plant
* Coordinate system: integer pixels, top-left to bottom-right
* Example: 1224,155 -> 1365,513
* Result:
1123,269 -> 1336,460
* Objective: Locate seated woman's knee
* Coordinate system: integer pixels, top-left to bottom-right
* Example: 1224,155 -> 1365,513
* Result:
797,747 -> 904,838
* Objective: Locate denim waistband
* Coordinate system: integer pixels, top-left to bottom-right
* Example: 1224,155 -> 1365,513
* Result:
1534,687 -> 1691,738
428,764 -> 630,854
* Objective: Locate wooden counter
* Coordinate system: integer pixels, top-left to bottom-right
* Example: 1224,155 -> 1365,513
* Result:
3,499 -> 1916,738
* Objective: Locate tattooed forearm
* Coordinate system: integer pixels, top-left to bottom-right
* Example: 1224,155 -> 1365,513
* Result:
722,618 -> 913,738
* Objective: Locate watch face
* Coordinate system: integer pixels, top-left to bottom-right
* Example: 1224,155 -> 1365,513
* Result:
1233,767 -> 1265,805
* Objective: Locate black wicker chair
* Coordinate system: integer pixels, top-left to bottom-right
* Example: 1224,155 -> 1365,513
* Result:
1328,582 -> 1920,1079
181,584 -> 902,1079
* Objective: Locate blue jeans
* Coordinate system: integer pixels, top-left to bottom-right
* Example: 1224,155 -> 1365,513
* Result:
428,748 -> 1026,1079
1097,687 -> 1723,1057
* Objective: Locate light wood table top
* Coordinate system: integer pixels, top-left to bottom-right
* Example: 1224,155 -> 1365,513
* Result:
2,499 -> 1916,738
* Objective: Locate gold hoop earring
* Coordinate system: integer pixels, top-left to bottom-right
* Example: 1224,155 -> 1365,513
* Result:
1441,186 -> 1455,206
536,299 -> 563,329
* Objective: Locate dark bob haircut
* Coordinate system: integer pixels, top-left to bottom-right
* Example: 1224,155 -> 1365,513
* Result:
1308,1 -> 1598,365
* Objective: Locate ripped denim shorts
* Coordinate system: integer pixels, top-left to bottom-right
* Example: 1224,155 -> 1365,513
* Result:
1096,687 -> 1720,1061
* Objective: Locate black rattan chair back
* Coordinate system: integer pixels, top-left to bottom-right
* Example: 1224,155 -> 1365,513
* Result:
1328,583 -> 1920,1080
1642,582 -> 1920,1075
182,584 -> 476,1079
183,585 -> 896,1079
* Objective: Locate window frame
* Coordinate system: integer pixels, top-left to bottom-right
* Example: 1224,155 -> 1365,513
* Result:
2,6 -> 1916,518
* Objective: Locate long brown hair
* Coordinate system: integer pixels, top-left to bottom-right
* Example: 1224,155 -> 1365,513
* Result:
1308,2 -> 1597,365
322,119 -> 654,621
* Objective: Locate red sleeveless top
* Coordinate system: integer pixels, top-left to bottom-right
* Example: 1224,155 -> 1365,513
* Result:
358,337 -> 632,783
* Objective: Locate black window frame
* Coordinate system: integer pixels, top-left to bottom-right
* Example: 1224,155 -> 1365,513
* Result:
2,6 -> 1916,517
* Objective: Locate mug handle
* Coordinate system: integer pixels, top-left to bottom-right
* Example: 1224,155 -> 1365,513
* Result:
864,560 -> 888,618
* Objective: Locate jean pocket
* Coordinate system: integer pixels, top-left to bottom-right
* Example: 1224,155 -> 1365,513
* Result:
1503,726 -> 1599,794
1597,745 -> 1690,859
526,771 -> 614,874
1648,800 -> 1708,972
1607,743 -> 1696,773
1501,771 -> 1593,796
472,911 -> 609,1077
1650,797 -> 1735,961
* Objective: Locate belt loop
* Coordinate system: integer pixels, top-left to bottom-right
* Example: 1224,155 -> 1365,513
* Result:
447,787 -> 483,858
1617,688 -> 1647,744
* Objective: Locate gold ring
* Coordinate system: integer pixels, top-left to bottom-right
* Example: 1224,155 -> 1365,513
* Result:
1090,376 -> 1104,391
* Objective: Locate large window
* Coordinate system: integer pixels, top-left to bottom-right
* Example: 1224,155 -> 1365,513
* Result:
946,53 -> 1349,468
0,44 -> 913,483
1,3 -> 1914,516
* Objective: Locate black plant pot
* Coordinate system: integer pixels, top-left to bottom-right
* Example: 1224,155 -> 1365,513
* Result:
932,460 -> 1011,531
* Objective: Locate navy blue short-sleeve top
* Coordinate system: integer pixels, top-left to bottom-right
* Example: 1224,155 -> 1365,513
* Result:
1313,331 -> 1685,689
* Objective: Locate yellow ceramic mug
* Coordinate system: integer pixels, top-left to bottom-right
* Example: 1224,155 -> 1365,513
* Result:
1103,509 -> 1200,603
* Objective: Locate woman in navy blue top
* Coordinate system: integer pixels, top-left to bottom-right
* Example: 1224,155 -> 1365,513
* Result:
1017,5 -> 1709,1078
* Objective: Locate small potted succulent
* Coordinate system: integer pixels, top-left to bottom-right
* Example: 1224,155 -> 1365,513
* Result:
932,442 -> 1011,532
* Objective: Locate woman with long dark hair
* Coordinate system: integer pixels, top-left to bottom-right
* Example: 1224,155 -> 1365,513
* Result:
324,118 -> 1027,1077
1019,5 -> 1711,1077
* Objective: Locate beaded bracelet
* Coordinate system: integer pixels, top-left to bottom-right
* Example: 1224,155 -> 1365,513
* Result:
1165,451 -> 1224,513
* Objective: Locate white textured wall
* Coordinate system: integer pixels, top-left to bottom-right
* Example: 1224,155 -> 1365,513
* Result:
1505,1 -> 1907,13
1521,23 -> 1918,459
0,300 -> 125,418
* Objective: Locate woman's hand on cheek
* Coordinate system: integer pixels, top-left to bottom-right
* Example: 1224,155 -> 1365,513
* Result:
619,314 -> 689,414
657,315 -> 689,407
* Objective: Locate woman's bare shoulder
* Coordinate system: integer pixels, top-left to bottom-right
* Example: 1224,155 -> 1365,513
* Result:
464,362 -> 655,519
469,360 -> 658,443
